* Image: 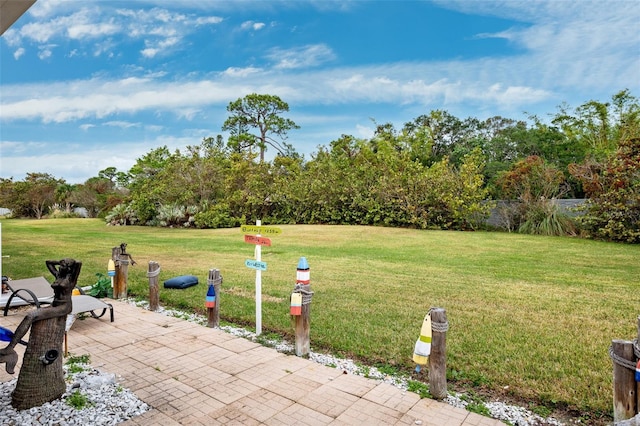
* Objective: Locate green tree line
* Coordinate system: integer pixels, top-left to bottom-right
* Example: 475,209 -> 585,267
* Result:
1,90 -> 638,242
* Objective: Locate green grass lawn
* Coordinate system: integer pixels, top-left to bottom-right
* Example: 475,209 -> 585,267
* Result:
1,218 -> 638,421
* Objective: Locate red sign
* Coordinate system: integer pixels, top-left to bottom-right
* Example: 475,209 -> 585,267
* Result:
244,235 -> 272,246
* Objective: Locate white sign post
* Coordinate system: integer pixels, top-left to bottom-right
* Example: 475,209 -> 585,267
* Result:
254,220 -> 262,335
242,221 -> 282,336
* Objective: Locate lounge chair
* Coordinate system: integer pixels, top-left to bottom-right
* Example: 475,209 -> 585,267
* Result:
1,276 -> 113,322
1,276 -> 54,314
69,294 -> 114,322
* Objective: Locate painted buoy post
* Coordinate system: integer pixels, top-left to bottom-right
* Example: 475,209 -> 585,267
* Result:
147,261 -> 160,311
292,257 -> 313,357
207,268 -> 222,328
107,258 -> 116,289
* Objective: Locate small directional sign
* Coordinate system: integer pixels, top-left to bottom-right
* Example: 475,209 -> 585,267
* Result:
245,259 -> 267,271
244,235 -> 272,246
241,225 -> 282,236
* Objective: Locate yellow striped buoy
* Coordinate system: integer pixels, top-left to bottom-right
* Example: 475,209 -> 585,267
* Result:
413,312 -> 432,367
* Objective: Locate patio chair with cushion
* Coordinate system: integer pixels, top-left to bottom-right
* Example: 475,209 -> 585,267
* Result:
1,276 -> 113,322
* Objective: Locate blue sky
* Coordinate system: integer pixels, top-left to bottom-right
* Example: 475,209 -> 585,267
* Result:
1,0 -> 639,184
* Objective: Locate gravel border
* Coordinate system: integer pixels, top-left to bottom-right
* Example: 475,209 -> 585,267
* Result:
0,360 -> 149,425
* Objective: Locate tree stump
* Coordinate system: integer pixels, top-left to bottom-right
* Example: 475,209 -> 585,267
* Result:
0,258 -> 81,410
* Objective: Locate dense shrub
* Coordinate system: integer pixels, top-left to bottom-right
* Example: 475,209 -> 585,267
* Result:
518,200 -> 577,236
105,203 -> 138,226
155,204 -> 198,228
572,138 -> 640,242
495,156 -> 575,235
194,203 -> 239,229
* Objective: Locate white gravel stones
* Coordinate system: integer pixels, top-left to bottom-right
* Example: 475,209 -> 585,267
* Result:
445,394 -> 567,426
0,362 -> 148,425
615,414 -> 640,426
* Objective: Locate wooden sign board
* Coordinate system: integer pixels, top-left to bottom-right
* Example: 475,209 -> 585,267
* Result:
245,259 -> 267,271
240,225 -> 282,236
244,235 -> 272,246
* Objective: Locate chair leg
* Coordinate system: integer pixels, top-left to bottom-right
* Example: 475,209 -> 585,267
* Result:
87,303 -> 114,322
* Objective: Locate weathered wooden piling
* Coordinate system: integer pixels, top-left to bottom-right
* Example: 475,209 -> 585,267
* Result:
207,268 -> 222,328
611,339 -> 636,422
429,307 -> 448,400
147,261 -> 160,311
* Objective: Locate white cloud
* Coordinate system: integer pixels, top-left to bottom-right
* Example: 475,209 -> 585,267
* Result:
141,48 -> 159,58
0,63 -> 557,126
9,6 -> 223,60
355,124 -> 374,139
20,20 -> 60,43
29,0 -> 73,19
0,77 -> 238,123
221,67 -> 263,77
37,47 -> 53,60
0,136 -> 198,184
267,44 -> 336,70
5,0 -> 636,123
240,20 -> 265,31
13,48 -> 25,60
92,39 -> 116,57
141,36 -> 181,58
104,121 -> 141,129
195,16 -> 224,25
2,29 -> 21,47
79,124 -> 95,131
67,22 -> 119,39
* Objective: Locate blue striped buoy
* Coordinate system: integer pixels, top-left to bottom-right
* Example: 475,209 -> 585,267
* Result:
206,284 -> 216,308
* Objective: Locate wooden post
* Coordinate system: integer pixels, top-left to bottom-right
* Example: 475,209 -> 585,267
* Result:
207,269 -> 222,328
114,258 -> 129,299
112,243 -> 135,299
294,257 -> 312,357
612,339 -> 636,422
294,287 -> 312,357
429,307 -> 448,400
637,316 -> 640,414
148,261 -> 160,311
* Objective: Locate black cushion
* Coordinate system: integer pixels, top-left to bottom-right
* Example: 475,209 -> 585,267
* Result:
163,275 -> 198,289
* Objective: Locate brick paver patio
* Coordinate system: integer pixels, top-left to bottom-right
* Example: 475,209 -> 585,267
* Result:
0,300 -> 504,425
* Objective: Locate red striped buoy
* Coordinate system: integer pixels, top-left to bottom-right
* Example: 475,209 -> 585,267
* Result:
290,292 -> 302,315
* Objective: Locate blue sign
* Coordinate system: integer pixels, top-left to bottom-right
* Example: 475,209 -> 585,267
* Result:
245,259 -> 267,271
